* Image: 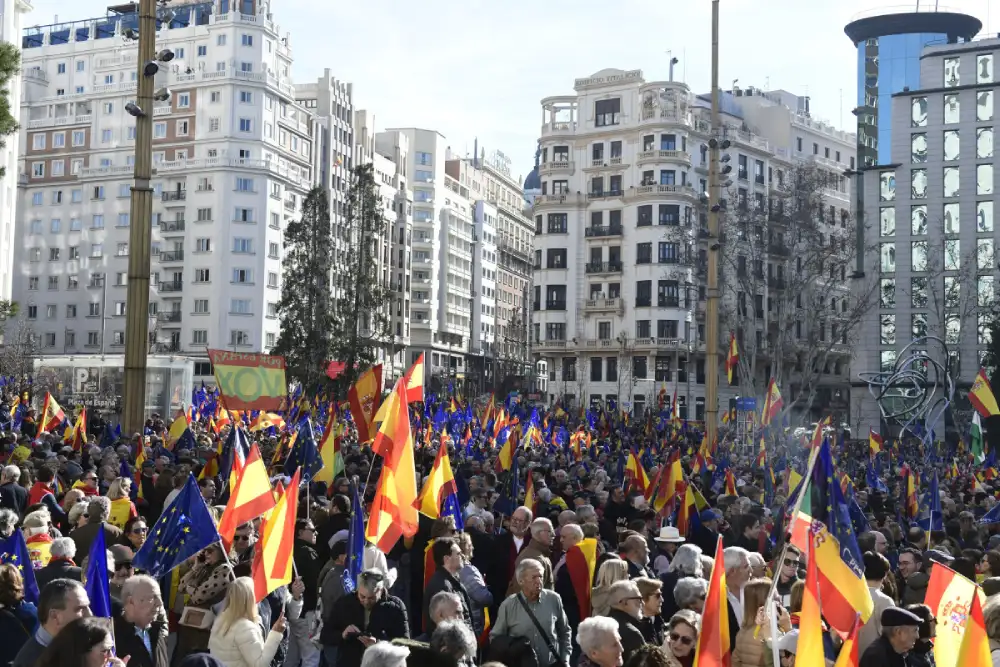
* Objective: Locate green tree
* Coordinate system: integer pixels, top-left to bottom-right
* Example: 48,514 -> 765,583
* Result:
0,43 -> 20,178
271,186 -> 335,388
328,163 -> 393,393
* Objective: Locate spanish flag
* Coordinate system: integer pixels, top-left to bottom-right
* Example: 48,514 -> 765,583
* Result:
810,415 -> 830,449
725,332 -> 739,385
414,440 -> 458,519
39,392 -> 66,433
625,451 -> 650,495
348,364 -> 383,443
969,368 -> 1000,418
796,538 -> 824,667
251,469 -> 300,602
69,408 -> 87,452
955,591 -> 991,667
524,475 -> 536,515
761,379 -> 783,426
868,429 -> 883,457
924,563 -> 986,667
832,615 -> 862,667
565,537 -> 598,621
693,536 -> 729,667
314,411 -> 345,485
217,444 -> 277,548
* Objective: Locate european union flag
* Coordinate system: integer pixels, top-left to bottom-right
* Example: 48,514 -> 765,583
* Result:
133,474 -> 221,579
492,456 -> 520,517
85,526 -> 112,618
341,483 -> 365,594
0,531 -> 38,604
283,419 -> 324,482
442,493 -> 464,532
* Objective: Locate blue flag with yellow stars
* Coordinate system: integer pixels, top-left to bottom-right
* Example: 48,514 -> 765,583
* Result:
0,530 -> 38,604
84,526 -> 112,618
342,482 -> 365,594
133,474 -> 221,579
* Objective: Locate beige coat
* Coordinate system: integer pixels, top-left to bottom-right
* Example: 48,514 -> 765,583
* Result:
207,618 -> 282,667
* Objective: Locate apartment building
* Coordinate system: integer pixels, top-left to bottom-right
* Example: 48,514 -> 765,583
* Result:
854,39 -> 999,436
532,68 -> 855,419
0,0 -> 33,300
389,128 -> 475,387
13,0 -> 313,375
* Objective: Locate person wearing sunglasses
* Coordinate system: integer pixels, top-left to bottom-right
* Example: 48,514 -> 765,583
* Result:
662,610 -> 700,667
775,546 -> 802,608
774,630 -> 798,667
605,580 -> 646,665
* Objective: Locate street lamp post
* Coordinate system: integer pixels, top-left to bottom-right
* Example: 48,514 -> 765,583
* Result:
122,0 -> 168,433
705,0 -> 722,446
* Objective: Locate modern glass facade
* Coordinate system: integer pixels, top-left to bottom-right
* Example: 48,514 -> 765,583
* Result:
856,32 -> 948,166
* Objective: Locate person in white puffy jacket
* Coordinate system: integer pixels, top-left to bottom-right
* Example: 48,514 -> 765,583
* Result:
208,577 -> 288,667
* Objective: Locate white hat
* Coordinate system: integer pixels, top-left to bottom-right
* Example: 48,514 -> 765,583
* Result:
776,630 -> 799,654
654,526 -> 685,543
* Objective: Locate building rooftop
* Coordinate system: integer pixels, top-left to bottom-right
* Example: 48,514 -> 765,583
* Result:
844,7 -> 981,45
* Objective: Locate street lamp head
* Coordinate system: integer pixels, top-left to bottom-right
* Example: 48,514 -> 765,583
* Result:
125,102 -> 144,118
156,48 -> 175,62
143,61 -> 159,78
153,87 -> 171,102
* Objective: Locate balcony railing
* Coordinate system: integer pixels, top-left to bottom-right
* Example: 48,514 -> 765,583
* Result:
658,296 -> 681,308
584,224 -> 623,238
585,261 -> 623,274
158,311 -> 182,323
161,191 -> 186,202
159,250 -> 184,262
160,220 -> 185,233
545,300 -> 566,310
769,243 -> 791,256
159,280 -> 183,292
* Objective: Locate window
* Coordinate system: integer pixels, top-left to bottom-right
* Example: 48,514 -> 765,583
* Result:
197,208 -> 212,222
238,118 -> 252,132
32,134 -> 45,150
268,242 -> 279,258
636,243 -> 652,264
944,94 -> 960,124
232,238 -> 254,254
68,275 -> 79,289
232,268 -> 253,283
234,207 -> 253,222
239,90 -> 252,104
114,301 -> 126,316
93,186 -> 105,200
48,248 -> 60,261
197,45 -> 207,56
195,238 -> 212,252
944,56 -> 960,87
236,177 -> 254,192
72,130 -> 85,147
195,268 -> 211,283
230,298 -> 252,314
68,246 -> 79,259
217,34 -> 227,46
230,330 -> 250,346
194,299 -> 209,313
153,122 -> 167,139
176,120 -> 189,136
91,243 -> 103,258
116,242 -> 128,257
31,192 -> 42,206
92,214 -> 104,229
267,272 -> 279,288
31,162 -> 44,178
594,98 -> 621,127
52,132 -> 65,148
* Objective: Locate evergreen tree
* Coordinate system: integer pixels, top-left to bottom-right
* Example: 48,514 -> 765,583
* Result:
0,43 -> 19,178
272,186 -> 335,388
328,163 -> 393,393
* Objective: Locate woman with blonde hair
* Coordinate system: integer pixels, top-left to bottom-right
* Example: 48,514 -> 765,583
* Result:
105,478 -> 137,530
592,558 -> 630,617
208,577 -> 287,667
731,578 -> 791,667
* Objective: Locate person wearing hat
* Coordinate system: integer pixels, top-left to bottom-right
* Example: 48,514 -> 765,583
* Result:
859,606 -> 922,667
775,630 -> 798,667
652,525 -> 685,577
692,509 -> 724,555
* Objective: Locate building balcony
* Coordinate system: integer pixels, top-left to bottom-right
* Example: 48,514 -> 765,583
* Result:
539,160 -> 574,176
536,339 -> 568,350
532,193 -> 584,209
158,311 -> 182,323
584,224 -> 623,238
585,261 -> 623,275
636,149 -> 692,167
639,108 -> 688,126
545,300 -> 567,310
159,220 -> 185,233
159,280 -> 183,293
658,296 -> 681,308
634,337 -> 697,351
584,297 -> 624,314
161,191 -> 186,202
159,250 -> 184,263
540,121 -> 577,138
627,184 -> 699,203
769,243 -> 791,257
583,338 -> 621,350
587,190 -> 625,201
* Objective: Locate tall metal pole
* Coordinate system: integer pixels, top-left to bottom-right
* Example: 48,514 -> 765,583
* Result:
705,0 -> 721,446
122,0 -> 156,434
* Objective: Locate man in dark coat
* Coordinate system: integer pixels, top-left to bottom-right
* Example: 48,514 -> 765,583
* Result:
485,506 -> 532,609
321,569 -> 409,667
422,538 -> 473,635
859,607 -> 921,667
113,575 -> 169,667
0,465 -> 27,515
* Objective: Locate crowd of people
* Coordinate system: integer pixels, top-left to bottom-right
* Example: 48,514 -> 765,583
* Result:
0,395 -> 999,667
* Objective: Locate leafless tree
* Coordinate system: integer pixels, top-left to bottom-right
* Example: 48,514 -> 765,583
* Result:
0,316 -> 38,386
613,333 -> 638,410
714,164 -> 879,425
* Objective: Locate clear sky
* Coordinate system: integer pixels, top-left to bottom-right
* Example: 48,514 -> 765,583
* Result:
24,0 -> 997,184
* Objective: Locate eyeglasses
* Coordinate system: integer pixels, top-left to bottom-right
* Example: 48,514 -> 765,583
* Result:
783,559 -> 799,567
233,535 -> 251,542
359,571 -> 384,583
131,527 -> 147,534
669,633 -> 694,646
300,526 -> 316,533
116,562 -> 133,571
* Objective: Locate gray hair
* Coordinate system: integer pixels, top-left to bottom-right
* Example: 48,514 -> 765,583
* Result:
607,580 -> 641,609
50,538 -> 77,560
529,518 -> 553,539
561,524 -> 584,545
558,510 -> 578,526
357,569 -> 385,595
673,577 -> 709,609
723,546 -> 750,572
576,504 -> 597,523
0,508 -> 18,536
67,501 -> 89,527
87,496 -> 112,523
428,591 -> 462,622
747,552 -> 766,568
699,554 -> 715,575
2,465 -> 19,483
669,544 -> 704,577
984,596 -> 1000,642
359,641 -> 409,667
430,619 -> 477,660
120,574 -> 160,604
513,506 -> 534,523
515,558 -> 545,584
669,609 -> 702,633
465,515 -> 484,532
577,616 -> 620,654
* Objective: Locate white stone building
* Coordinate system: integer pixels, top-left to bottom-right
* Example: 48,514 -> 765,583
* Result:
12,0 -> 312,379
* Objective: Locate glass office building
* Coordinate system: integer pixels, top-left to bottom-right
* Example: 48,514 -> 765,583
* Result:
845,10 -> 981,167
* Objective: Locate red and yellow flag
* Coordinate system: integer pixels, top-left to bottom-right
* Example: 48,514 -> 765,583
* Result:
810,415 -> 830,449
725,332 -> 739,385
218,443 -> 277,548
761,379 -> 783,426
868,428 -> 883,457
39,392 -> 66,433
796,537 -> 824,667
969,368 -> 1000,418
625,452 -> 650,495
955,590 -> 991,667
924,562 -> 986,667
348,364 -> 383,443
252,469 -> 300,602
314,411 -> 345,486
832,615 -> 862,667
365,378 -> 419,553
565,537 -> 598,622
693,535 -> 730,667
414,439 -> 458,519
